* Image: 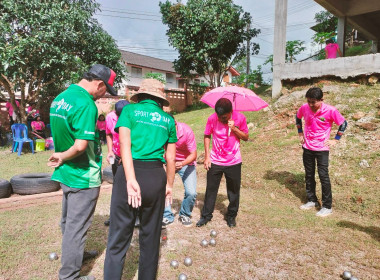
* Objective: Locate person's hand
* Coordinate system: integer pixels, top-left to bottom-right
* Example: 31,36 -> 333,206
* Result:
204,156 -> 211,170
126,179 -> 141,208
106,151 -> 115,164
47,153 -> 64,168
165,185 -> 173,207
325,139 -> 338,147
228,119 -> 235,129
175,161 -> 183,171
298,134 -> 305,145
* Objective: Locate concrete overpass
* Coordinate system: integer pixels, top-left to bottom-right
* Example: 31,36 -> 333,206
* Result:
272,0 -> 380,98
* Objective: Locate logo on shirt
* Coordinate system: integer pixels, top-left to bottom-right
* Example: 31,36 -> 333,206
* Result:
51,99 -> 73,112
319,117 -> 325,122
150,112 -> 162,122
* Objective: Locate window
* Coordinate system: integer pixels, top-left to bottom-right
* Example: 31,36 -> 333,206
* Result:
131,67 -> 142,78
166,73 -> 175,83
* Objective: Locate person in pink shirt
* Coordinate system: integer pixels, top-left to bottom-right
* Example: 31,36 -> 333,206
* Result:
5,99 -> 20,126
104,99 -> 130,227
196,98 -> 249,228
31,114 -> 46,138
162,118 -> 197,227
97,114 -> 106,144
325,39 -> 342,59
296,87 -> 347,217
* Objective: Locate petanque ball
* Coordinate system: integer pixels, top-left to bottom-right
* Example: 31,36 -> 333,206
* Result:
210,229 -> 217,237
200,239 -> 209,247
209,238 -> 216,246
342,271 -> 352,279
178,273 -> 188,280
170,260 -> 179,269
49,252 -> 59,261
184,257 -> 192,267
349,277 -> 358,280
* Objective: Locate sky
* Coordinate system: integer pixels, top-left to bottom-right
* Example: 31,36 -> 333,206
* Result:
94,0 -> 325,81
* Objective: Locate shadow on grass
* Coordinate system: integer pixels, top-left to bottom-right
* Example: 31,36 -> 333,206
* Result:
337,220 -> 380,243
264,170 -> 306,202
195,192 -> 228,217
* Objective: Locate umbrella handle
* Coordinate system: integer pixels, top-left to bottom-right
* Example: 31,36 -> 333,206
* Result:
228,127 -> 231,137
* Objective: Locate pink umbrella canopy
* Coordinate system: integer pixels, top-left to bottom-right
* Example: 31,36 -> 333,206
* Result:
200,86 -> 268,111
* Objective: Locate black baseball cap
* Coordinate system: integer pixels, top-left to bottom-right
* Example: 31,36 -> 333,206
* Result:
88,64 -> 117,96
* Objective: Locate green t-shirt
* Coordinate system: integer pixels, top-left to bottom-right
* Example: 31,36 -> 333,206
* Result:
49,84 -> 102,188
115,99 -> 177,162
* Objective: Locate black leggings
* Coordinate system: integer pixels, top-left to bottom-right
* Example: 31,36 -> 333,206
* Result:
104,160 -> 167,280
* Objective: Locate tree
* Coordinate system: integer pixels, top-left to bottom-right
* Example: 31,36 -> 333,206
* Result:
0,0 -> 126,123
231,56 -> 264,88
264,40 -> 306,71
159,0 -> 260,88
144,73 -> 166,84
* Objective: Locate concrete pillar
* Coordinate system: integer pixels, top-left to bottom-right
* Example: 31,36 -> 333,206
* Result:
372,40 -> 379,53
337,17 -> 346,56
272,0 -> 288,98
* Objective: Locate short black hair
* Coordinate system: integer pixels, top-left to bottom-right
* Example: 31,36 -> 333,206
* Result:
215,98 -> 232,116
98,114 -> 105,121
83,72 -> 102,82
326,39 -> 334,44
305,87 -> 323,100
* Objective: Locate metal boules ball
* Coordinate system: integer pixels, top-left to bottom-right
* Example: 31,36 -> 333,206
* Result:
170,260 -> 179,269
178,273 -> 188,280
210,229 -> 217,237
184,257 -> 192,267
209,238 -> 216,246
200,239 -> 209,247
349,277 -> 358,280
49,252 -> 59,261
342,271 -> 352,279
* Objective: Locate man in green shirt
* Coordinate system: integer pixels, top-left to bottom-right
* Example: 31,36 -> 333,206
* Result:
48,64 -> 117,280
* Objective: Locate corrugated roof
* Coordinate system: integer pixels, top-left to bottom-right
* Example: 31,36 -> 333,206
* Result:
120,50 -> 177,73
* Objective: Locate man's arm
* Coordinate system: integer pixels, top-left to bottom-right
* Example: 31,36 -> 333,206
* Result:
47,139 -> 88,167
296,115 -> 305,145
204,135 -> 211,170
105,133 -> 114,163
119,126 -> 141,208
230,125 -> 249,141
175,150 -> 197,171
165,142 -> 176,205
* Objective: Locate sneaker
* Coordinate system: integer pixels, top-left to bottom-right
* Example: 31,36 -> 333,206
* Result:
300,201 -> 319,210
83,250 -> 98,261
77,276 -> 95,280
178,215 -> 192,227
316,207 -> 332,217
162,218 -> 174,228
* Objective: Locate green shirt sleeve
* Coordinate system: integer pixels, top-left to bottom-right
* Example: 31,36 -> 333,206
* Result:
168,118 -> 177,143
71,105 -> 97,140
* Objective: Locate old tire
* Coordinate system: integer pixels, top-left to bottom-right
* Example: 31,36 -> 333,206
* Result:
0,179 -> 12,198
102,166 -> 113,184
10,173 -> 60,195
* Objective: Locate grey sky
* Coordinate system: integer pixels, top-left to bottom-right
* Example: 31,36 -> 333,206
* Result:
94,0 -> 325,80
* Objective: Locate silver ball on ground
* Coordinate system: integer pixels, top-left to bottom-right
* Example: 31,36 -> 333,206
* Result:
49,252 -> 59,261
210,229 -> 217,237
184,257 -> 192,267
342,271 -> 352,279
209,238 -> 216,246
200,239 -> 208,247
170,260 -> 179,269
349,277 -> 358,280
178,273 -> 188,280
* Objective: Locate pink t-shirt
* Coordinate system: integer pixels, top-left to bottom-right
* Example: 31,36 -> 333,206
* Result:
31,121 -> 45,131
297,103 -> 345,151
97,120 -> 106,131
105,111 -> 120,156
175,122 -> 197,165
325,43 -> 340,59
5,101 -> 20,116
204,111 -> 248,166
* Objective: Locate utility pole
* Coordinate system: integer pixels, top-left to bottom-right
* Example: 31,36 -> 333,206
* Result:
246,23 -> 251,88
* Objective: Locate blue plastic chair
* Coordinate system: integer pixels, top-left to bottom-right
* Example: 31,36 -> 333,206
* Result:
11,124 -> 34,156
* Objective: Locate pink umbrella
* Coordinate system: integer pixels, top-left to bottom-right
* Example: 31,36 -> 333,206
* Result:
200,86 -> 268,111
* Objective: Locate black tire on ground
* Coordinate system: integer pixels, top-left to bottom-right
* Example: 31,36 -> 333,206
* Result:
10,173 -> 60,195
0,179 -> 12,199
102,166 -> 113,184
